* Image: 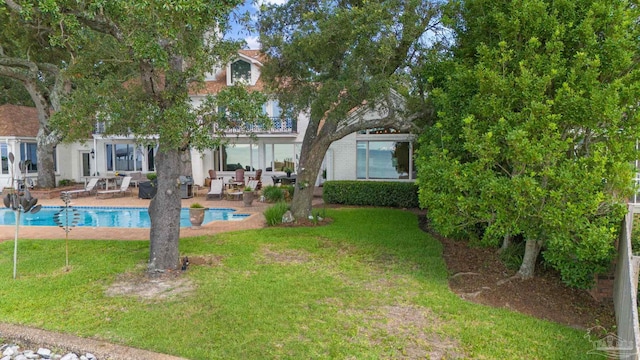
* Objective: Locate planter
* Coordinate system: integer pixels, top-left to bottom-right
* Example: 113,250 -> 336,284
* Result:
189,207 -> 206,229
243,191 -> 254,207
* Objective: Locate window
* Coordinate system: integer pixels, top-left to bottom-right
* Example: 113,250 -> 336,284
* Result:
221,144 -> 258,171
357,141 -> 415,180
106,144 -> 143,172
1,144 -> 8,175
231,60 -> 251,84
265,143 -> 297,172
147,145 -> 157,172
19,142 -> 38,173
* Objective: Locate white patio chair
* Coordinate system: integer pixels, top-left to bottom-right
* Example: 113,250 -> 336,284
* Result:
63,178 -> 100,198
97,176 -> 132,199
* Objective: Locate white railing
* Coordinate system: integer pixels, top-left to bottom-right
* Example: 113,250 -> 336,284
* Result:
219,117 -> 297,134
613,205 -> 640,359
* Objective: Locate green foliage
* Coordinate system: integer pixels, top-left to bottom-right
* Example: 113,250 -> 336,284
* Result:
146,173 -> 157,181
263,201 -> 289,226
281,185 -> 295,201
323,181 -> 419,208
57,179 -> 73,187
262,185 -> 284,203
632,215 -> 640,255
243,186 -> 252,192
189,202 -> 204,209
417,0 -> 640,287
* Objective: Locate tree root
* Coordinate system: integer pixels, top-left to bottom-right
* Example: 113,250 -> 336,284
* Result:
496,273 -> 526,286
450,271 -> 481,279
460,290 -> 483,299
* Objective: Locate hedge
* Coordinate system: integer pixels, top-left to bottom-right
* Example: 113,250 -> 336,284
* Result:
322,180 -> 419,208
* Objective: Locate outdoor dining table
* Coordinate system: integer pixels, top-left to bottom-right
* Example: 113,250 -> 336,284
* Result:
273,175 -> 297,185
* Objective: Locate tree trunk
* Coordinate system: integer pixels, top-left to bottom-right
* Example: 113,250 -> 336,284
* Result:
517,238 -> 542,279
25,79 -> 58,188
148,147 -> 183,272
290,137 -> 330,220
36,129 -> 57,188
499,233 -> 511,253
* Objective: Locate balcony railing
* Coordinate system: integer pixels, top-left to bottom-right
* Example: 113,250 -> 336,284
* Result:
219,117 -> 297,134
94,117 -> 297,135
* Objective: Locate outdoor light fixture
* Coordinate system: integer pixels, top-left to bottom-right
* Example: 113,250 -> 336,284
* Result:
90,149 -> 95,159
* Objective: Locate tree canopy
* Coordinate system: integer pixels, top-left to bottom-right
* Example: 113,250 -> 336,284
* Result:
259,0 -> 444,218
417,0 -> 640,288
7,0 -> 266,271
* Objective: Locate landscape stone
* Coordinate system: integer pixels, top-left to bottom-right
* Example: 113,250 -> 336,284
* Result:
60,353 -> 79,360
37,348 -> 52,358
282,210 -> 294,223
14,354 -> 28,360
3,346 -> 17,356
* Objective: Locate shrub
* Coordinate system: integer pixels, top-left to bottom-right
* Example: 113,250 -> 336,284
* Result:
58,179 -> 74,187
146,172 -> 157,181
323,181 -> 419,208
264,201 -> 289,226
263,185 -> 284,202
190,202 -> 204,208
281,185 -> 295,201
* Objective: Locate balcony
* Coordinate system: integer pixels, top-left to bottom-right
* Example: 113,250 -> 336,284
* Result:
94,117 -> 298,135
220,117 -> 297,134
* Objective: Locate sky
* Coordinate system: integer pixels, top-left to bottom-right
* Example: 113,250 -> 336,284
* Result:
227,0 -> 287,50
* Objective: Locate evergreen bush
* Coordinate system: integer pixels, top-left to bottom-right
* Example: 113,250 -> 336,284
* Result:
323,181 -> 419,208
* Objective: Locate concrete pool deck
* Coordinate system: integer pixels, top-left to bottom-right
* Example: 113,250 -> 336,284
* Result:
0,188 -> 324,242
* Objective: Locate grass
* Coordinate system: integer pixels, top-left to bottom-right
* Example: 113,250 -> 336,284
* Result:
0,208 -> 599,359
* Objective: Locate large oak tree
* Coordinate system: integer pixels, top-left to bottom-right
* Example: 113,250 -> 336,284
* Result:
258,0 -> 444,219
11,0 -> 266,272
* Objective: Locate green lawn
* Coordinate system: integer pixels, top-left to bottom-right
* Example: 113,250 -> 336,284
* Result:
0,208 -> 599,359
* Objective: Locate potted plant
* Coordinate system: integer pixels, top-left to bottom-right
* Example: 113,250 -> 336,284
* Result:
243,186 -> 254,207
283,167 -> 293,177
189,202 -> 206,229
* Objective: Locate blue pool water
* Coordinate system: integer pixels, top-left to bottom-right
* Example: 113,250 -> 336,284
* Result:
0,206 -> 250,228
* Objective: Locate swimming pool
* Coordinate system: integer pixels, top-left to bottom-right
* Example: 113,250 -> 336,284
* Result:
0,206 -> 250,228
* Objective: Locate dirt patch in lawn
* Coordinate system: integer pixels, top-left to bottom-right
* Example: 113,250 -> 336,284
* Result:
348,304 -> 466,359
258,246 -> 312,265
105,268 -> 195,301
417,214 -> 616,331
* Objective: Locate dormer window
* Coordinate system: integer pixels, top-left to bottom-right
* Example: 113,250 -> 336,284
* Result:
231,60 -> 251,84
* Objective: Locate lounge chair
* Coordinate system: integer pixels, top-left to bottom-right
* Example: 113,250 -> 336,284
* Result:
63,178 -> 100,198
206,179 -> 224,200
97,176 -> 132,199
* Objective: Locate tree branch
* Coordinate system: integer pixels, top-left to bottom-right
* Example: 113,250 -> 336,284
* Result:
4,0 -> 22,12
329,90 -> 415,142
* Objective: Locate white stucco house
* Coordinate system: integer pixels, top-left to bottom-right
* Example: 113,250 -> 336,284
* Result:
0,50 -> 417,190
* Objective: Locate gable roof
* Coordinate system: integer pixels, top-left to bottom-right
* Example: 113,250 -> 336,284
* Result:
238,50 -> 266,65
0,104 -> 39,137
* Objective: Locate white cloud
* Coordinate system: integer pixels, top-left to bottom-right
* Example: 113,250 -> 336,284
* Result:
244,36 -> 261,50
